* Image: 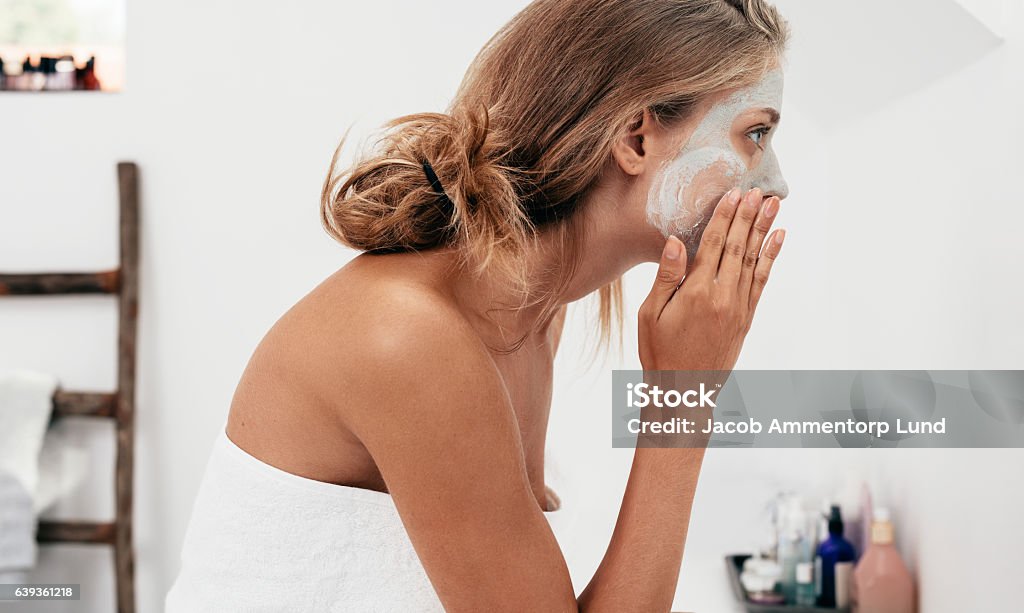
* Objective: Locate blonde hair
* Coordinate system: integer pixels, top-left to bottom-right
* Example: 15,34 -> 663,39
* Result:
321,0 -> 788,352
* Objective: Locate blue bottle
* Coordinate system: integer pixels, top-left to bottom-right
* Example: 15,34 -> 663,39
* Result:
815,505 -> 857,607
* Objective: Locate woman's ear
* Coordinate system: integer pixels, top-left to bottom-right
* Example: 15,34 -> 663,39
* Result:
611,108 -> 657,177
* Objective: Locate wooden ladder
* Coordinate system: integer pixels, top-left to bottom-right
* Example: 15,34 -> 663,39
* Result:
0,162 -> 139,613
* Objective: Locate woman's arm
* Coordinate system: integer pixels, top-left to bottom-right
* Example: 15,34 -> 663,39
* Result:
336,187 -> 782,612
579,447 -> 706,611
338,294 -> 578,612
577,188 -> 783,611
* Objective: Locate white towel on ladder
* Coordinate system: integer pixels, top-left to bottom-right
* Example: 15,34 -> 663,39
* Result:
0,369 -> 59,577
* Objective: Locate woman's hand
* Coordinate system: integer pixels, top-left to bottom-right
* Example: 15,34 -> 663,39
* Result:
638,187 -> 785,372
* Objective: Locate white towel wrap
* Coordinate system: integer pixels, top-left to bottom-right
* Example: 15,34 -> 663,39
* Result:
166,427 -> 571,612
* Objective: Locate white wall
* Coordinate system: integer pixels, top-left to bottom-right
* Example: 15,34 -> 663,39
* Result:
1,1 -> 1020,611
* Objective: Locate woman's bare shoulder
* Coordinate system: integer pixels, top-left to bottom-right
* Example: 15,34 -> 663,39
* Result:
264,253 -> 500,417
317,253 -> 477,349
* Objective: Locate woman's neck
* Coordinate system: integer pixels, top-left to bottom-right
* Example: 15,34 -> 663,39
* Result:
448,178 -> 651,345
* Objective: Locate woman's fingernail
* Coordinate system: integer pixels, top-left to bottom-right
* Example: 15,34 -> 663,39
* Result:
728,188 -> 742,205
746,188 -> 762,209
774,229 -> 786,245
763,197 -> 779,219
665,236 -> 682,260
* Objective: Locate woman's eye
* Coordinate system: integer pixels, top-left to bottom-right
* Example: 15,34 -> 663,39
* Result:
747,127 -> 770,148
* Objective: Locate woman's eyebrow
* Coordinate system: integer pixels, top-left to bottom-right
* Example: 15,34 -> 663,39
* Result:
763,108 -> 781,124
740,108 -> 781,125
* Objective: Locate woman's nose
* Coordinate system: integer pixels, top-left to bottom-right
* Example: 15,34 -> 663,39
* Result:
768,177 -> 789,201
760,152 -> 789,201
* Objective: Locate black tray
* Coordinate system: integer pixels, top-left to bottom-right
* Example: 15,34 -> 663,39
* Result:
726,554 -> 851,613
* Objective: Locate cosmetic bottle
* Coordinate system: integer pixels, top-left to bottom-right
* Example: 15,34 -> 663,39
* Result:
795,561 -> 816,606
835,473 -> 866,554
82,56 -> 101,91
852,508 -> 915,613
24,58 -> 44,91
776,496 -> 813,604
41,57 -> 60,90
38,57 -> 48,89
55,55 -> 76,90
859,483 -> 874,558
815,505 -> 856,607
5,59 -> 22,91
777,530 -> 799,603
20,58 -> 33,91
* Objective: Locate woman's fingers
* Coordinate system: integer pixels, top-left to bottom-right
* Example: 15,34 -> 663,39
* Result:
691,188 -> 742,276
640,235 -> 688,321
738,196 -> 780,300
717,188 -> 763,289
749,229 -> 786,313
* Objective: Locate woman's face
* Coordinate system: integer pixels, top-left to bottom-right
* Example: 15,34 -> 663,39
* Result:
646,69 -> 789,260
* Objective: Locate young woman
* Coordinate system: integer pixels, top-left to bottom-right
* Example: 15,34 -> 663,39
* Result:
166,0 -> 791,610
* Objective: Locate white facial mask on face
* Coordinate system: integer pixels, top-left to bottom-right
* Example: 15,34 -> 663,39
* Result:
646,69 -> 789,247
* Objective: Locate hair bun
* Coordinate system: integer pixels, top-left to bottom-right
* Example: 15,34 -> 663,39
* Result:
320,106 -> 530,273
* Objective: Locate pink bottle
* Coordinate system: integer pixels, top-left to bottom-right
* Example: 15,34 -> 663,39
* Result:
852,508 -> 916,613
